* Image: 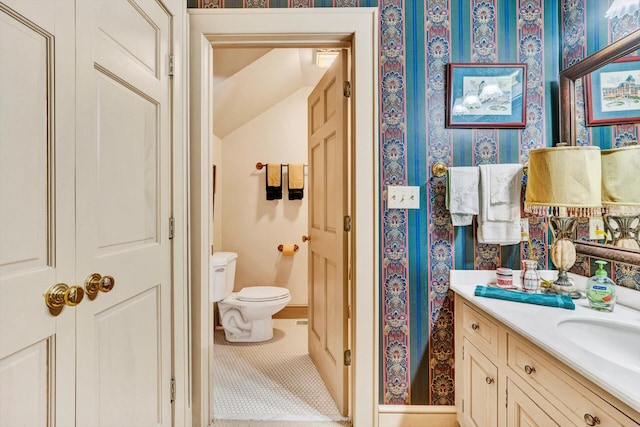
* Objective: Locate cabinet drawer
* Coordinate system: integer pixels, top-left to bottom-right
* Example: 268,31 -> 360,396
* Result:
506,378 -> 571,427
462,302 -> 499,357
507,333 -> 638,427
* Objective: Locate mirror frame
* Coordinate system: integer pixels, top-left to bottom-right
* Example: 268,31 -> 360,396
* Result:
559,28 -> 640,266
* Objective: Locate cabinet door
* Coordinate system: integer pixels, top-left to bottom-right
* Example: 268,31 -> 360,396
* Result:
461,339 -> 499,427
507,379 -> 563,427
0,1 -> 76,425
74,0 -> 174,425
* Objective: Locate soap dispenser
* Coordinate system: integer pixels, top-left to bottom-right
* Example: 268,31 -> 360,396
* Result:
586,260 -> 616,312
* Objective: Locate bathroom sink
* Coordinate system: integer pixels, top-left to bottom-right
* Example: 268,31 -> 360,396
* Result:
556,317 -> 640,372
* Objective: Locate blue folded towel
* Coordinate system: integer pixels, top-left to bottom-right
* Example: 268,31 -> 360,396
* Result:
474,286 -> 575,310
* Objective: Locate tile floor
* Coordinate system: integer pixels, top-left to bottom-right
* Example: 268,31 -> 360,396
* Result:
211,319 -> 351,427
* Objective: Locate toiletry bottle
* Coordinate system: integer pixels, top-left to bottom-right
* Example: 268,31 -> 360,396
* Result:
586,260 -> 616,312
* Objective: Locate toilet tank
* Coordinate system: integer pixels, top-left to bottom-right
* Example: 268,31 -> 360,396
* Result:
209,252 -> 238,302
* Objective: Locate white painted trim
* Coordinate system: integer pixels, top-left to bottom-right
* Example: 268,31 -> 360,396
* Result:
378,405 -> 457,427
188,8 -> 379,427
169,1 -> 191,426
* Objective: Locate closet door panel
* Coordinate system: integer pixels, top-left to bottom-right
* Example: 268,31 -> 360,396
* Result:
0,1 -> 76,426
95,72 -> 159,251
74,0 -> 173,425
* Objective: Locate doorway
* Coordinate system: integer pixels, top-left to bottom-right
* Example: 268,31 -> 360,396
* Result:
188,8 -> 379,427
210,44 -> 349,423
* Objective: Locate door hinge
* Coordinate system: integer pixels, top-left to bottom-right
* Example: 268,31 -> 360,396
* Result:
505,386 -> 508,408
168,54 -> 175,77
344,349 -> 351,366
343,81 -> 351,98
170,377 -> 176,403
462,398 -> 464,413
169,217 -> 175,240
343,215 -> 351,232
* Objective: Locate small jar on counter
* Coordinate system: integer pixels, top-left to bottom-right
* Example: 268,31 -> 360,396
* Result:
496,267 -> 514,289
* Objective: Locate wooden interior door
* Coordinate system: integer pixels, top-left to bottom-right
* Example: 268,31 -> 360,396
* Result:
307,50 -> 349,416
0,1 -> 76,425
74,0 -> 173,425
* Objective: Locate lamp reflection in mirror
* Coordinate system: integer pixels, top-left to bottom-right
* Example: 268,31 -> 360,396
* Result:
601,145 -> 640,250
525,146 -> 602,299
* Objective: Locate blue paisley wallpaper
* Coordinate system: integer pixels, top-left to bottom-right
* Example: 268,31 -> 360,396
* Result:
190,0 -> 640,406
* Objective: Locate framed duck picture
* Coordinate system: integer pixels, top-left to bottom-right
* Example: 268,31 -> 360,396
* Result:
446,63 -> 527,129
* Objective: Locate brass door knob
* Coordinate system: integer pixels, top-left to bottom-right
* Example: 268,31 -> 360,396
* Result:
84,273 -> 116,300
302,235 -> 312,242
45,283 -> 85,316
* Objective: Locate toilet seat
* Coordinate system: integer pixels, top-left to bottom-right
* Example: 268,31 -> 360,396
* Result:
236,286 -> 290,302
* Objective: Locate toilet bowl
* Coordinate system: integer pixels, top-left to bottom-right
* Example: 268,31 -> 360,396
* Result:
210,252 -> 291,343
217,286 -> 291,342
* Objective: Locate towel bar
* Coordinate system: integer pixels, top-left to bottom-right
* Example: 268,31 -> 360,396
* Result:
256,162 -> 308,171
431,161 -> 528,178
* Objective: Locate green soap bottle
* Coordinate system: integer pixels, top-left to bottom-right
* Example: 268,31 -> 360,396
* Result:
586,260 -> 616,312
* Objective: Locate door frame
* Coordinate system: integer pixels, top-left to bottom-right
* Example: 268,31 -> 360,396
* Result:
188,8 -> 380,427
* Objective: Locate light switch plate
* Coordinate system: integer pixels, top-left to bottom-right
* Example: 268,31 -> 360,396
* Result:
520,218 -> 529,241
589,217 -> 609,241
387,185 -> 420,209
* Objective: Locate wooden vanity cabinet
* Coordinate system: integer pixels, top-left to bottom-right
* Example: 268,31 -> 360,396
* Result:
455,297 -> 640,427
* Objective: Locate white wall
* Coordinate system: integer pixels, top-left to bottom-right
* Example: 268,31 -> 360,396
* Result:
219,87 -> 312,305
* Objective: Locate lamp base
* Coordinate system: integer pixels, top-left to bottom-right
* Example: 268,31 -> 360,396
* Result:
547,270 -> 581,299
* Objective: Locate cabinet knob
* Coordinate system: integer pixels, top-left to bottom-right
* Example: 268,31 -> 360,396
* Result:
471,323 -> 479,331
485,376 -> 494,384
524,365 -> 536,375
584,414 -> 600,426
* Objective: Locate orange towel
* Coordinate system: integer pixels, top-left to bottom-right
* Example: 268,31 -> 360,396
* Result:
288,164 -> 304,200
267,163 -> 281,187
266,164 -> 282,200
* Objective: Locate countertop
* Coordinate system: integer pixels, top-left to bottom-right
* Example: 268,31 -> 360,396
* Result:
450,270 -> 640,414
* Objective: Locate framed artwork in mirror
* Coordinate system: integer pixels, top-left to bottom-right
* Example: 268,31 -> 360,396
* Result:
446,63 -> 527,129
585,56 -> 640,126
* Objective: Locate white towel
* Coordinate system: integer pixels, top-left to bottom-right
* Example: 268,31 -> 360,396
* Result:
478,164 -> 523,245
446,167 -> 479,226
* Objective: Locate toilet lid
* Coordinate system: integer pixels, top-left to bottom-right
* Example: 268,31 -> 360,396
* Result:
237,286 -> 290,302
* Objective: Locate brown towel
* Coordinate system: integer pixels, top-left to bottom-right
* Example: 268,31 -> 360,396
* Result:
288,164 -> 304,200
266,164 -> 282,200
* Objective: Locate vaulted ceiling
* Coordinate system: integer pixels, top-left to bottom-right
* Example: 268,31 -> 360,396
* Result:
212,48 -> 328,139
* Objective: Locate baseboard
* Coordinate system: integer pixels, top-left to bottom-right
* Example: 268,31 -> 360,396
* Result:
378,405 -> 457,427
273,305 -> 308,319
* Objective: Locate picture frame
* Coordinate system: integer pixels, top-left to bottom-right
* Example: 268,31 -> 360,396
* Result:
446,63 -> 527,129
584,56 -> 640,126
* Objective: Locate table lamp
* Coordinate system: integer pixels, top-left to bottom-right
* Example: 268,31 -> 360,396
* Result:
601,145 -> 640,250
525,146 -> 602,298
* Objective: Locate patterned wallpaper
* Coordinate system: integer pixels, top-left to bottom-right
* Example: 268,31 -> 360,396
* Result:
190,0 -> 639,406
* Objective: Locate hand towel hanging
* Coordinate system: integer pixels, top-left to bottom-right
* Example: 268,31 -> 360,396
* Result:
288,164 -> 304,200
477,164 -> 523,245
266,163 -> 283,200
446,166 -> 479,226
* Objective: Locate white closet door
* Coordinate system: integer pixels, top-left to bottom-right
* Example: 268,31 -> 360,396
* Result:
0,1 -> 76,426
74,0 -> 173,425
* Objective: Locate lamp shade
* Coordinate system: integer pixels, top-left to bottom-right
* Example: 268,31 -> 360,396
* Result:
602,145 -> 640,214
525,146 -> 602,217
605,0 -> 640,19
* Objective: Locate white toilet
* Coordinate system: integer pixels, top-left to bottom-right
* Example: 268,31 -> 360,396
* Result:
210,252 -> 291,342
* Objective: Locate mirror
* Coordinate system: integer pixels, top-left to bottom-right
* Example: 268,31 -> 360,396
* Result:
559,29 -> 640,265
